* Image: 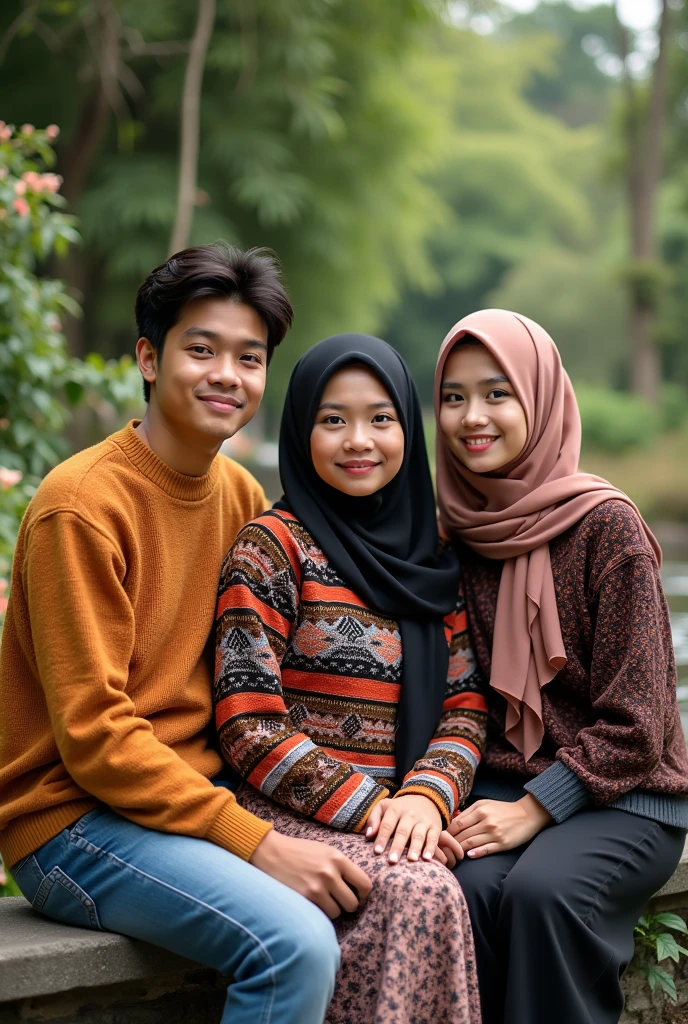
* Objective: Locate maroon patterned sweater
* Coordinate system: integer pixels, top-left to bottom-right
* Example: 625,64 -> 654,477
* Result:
459,499 -> 688,826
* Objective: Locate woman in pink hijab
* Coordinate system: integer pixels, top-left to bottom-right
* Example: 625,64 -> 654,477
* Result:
433,309 -> 688,1024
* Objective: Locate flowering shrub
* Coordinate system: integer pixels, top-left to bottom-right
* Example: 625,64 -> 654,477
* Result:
0,122 -> 141,623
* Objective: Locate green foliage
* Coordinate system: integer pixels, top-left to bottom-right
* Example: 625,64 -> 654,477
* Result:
617,259 -> 671,313
660,383 -> 688,433
632,912 -> 688,1004
383,22 -> 602,400
0,123 -> 141,610
488,246 -> 628,389
0,861 -> 21,898
495,0 -> 618,127
576,386 -> 660,455
3,0 -> 686,411
0,0 -> 453,412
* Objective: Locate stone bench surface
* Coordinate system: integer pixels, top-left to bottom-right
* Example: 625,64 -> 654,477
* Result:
2,838 -> 687,1004
0,897 -> 198,1002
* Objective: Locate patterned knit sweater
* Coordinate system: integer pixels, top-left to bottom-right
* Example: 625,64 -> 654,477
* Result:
214,509 -> 488,831
459,499 -> 688,827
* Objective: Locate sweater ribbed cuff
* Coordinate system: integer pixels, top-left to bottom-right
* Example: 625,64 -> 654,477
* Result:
205,796 -> 273,861
394,784 -> 451,828
524,760 -> 592,823
356,788 -> 390,832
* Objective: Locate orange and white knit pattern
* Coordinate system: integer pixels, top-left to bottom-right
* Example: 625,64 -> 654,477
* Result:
214,510 -> 488,831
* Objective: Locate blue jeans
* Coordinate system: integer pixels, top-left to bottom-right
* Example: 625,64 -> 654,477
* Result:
11,802 -> 340,1024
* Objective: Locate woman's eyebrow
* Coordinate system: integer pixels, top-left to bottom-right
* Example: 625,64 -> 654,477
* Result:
318,400 -> 395,411
441,375 -> 510,389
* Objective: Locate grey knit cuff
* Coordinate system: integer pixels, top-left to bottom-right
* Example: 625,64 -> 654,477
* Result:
524,760 -> 592,823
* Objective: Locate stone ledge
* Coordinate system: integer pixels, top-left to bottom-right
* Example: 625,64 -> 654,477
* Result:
654,838 -> 688,899
0,898 -> 198,1002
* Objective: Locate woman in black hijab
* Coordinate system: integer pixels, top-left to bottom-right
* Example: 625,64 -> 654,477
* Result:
214,334 -> 486,1024
276,332 -> 462,784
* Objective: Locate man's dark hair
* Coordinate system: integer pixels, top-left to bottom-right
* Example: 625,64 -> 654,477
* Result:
135,243 -> 294,402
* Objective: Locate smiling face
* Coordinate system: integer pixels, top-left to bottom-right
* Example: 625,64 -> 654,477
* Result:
310,364 -> 405,496
136,296 -> 268,449
439,342 -> 528,473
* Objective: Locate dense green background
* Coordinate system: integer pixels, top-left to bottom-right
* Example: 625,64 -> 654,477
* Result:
1,0 -> 686,409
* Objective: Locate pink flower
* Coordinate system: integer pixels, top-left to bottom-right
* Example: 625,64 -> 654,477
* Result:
0,467 -> 22,490
20,123 -> 34,135
22,171 -> 39,188
41,173 -> 62,193
12,197 -> 30,217
0,168 -> 7,180
45,124 -> 60,140
14,180 -> 27,196
0,127 -> 12,142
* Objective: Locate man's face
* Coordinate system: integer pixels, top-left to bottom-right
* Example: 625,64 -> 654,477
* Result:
138,297 -> 269,447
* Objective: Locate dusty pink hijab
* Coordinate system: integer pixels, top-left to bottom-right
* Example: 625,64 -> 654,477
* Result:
434,309 -> 661,762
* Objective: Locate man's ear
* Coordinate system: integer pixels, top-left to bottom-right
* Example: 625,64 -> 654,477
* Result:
136,337 -> 157,388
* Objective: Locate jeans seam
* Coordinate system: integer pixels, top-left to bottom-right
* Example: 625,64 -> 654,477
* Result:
67,830 -> 278,1014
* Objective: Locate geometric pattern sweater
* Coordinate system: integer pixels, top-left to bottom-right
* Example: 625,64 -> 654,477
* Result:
214,509 -> 488,831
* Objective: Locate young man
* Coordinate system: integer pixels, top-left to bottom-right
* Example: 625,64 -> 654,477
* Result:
0,244 -> 371,1024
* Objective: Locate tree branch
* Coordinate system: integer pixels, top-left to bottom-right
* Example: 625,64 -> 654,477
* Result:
168,0 -> 216,256
0,1 -> 39,65
120,26 -> 188,58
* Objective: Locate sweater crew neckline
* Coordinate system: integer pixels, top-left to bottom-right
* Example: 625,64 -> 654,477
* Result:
113,421 -> 221,501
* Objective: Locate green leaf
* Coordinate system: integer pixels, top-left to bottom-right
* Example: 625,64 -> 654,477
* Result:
652,914 -> 688,935
656,933 -> 681,963
64,380 -> 84,406
649,966 -> 678,1002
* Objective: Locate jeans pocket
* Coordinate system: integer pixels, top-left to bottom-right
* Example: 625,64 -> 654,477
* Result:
11,852 -> 49,903
32,866 -> 102,931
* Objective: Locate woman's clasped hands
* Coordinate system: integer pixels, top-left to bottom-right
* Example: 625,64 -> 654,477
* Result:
365,793 -> 552,869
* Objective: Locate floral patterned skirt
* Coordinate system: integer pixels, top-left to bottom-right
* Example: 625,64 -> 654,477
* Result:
236,785 -> 482,1024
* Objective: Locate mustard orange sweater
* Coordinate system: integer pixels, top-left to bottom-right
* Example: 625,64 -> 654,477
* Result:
0,422 -> 272,869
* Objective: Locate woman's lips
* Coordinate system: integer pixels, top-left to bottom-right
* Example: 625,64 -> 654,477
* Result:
460,436 -> 499,453
337,460 -> 380,475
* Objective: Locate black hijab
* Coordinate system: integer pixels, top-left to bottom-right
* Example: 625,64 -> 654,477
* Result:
275,333 -> 460,780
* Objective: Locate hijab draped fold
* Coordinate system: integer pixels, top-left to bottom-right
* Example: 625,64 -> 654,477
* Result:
434,309 -> 661,762
276,333 -> 460,780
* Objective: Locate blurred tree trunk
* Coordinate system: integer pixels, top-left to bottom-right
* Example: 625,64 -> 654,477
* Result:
615,0 -> 670,405
168,0 -> 216,256
57,0 -> 122,356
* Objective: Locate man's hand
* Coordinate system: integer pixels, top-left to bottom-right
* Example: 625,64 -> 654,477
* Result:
250,829 -> 372,919
365,793 -> 443,864
448,795 -> 553,859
